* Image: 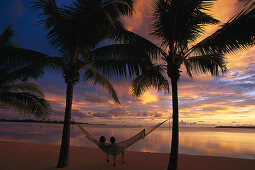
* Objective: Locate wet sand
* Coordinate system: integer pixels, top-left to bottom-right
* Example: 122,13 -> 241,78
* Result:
0,141 -> 254,170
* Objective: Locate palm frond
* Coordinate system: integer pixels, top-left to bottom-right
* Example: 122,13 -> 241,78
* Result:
185,54 -> 227,76
0,56 -> 63,85
132,65 -> 169,96
0,91 -> 50,119
0,83 -> 44,97
90,43 -> 158,78
41,56 -> 64,71
112,26 -> 165,59
83,68 -> 120,104
183,59 -> 193,77
32,0 -> 58,18
0,46 -> 48,67
0,25 -> 14,46
192,2 -> 255,55
102,0 -> 134,17
0,65 -> 44,85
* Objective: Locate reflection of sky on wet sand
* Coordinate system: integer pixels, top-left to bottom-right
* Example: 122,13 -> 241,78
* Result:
1,122 -> 255,159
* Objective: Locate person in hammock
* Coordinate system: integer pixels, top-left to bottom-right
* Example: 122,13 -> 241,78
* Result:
98,136 -> 111,163
107,136 -> 125,166
99,136 -> 125,165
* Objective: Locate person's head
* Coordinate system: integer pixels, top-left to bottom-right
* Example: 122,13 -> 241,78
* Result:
110,136 -> 115,144
100,136 -> 106,143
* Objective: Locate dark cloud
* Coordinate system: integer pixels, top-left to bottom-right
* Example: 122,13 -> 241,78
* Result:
136,112 -> 162,118
74,111 -> 93,119
91,109 -> 163,120
50,109 -> 93,120
47,100 -> 65,110
72,110 -> 85,117
136,112 -> 153,117
93,108 -> 128,119
84,92 -> 109,103
108,108 -> 128,116
179,75 -> 199,84
178,120 -> 216,127
154,112 -> 162,117
200,106 -> 226,112
93,112 -> 111,118
179,120 -> 197,126
213,64 -> 255,93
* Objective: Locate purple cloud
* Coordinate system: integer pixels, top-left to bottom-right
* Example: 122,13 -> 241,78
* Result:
83,92 -> 109,103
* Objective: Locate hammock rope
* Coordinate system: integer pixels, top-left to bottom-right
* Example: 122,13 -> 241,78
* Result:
76,118 -> 170,155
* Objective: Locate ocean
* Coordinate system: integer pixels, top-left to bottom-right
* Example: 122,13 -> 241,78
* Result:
0,122 -> 255,159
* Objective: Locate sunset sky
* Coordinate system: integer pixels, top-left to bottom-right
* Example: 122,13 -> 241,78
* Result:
0,0 -> 254,126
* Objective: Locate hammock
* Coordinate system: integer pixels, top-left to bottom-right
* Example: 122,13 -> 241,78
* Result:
77,118 -> 170,155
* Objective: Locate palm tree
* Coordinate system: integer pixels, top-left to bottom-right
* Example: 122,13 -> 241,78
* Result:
0,26 -> 50,119
0,71 -> 50,119
130,1 -> 255,170
31,0 -> 161,168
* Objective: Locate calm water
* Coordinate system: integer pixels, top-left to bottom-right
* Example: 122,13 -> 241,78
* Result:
0,122 -> 255,159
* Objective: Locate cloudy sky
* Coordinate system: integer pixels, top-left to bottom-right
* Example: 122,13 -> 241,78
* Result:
0,0 -> 255,126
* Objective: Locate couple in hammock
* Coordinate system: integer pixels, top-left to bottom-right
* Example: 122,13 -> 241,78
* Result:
99,136 -> 125,166
77,119 -> 169,166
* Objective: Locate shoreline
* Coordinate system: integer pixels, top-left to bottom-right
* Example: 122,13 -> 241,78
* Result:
0,141 -> 255,170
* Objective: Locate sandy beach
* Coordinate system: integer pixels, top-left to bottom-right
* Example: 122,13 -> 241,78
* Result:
0,141 -> 254,170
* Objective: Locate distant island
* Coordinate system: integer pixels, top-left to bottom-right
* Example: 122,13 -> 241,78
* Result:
215,126 -> 255,129
0,118 -> 99,125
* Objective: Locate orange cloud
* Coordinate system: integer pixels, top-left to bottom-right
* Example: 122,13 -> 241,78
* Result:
139,91 -> 159,104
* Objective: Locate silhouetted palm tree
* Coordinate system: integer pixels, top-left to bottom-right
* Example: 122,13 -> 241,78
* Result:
32,0 -> 161,168
0,26 -> 50,119
131,1 -> 255,170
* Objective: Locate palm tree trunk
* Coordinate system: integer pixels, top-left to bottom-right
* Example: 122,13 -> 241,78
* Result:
57,82 -> 74,168
168,77 -> 179,170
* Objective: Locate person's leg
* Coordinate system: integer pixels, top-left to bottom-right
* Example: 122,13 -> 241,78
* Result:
113,155 -> 116,166
121,151 -> 125,163
107,153 -> 109,162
